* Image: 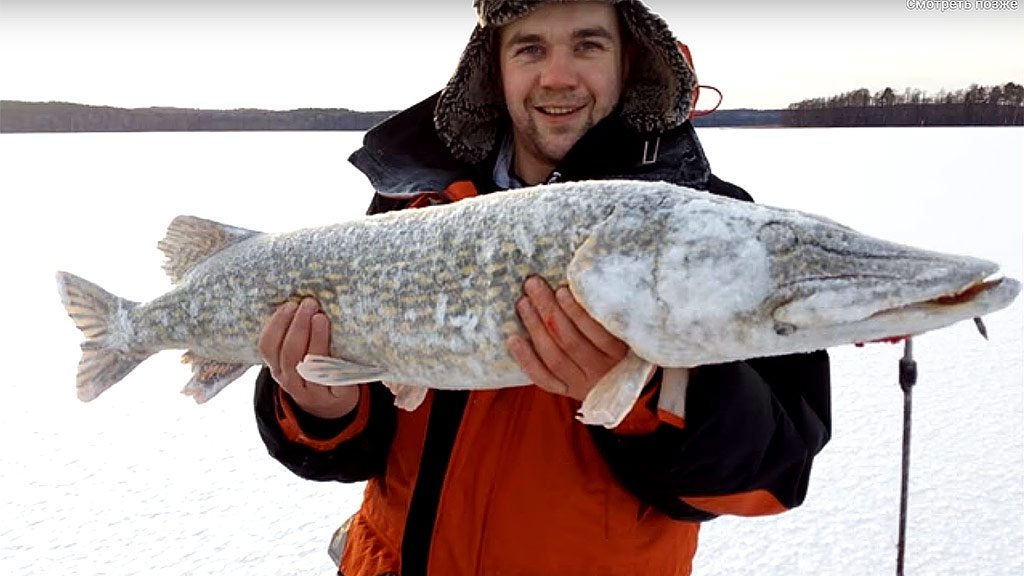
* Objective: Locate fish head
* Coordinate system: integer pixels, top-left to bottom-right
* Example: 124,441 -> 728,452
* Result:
758,213 -> 1020,347
591,194 -> 1021,366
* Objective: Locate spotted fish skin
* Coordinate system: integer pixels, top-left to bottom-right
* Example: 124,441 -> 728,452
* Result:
56,181 -> 669,408
56,180 -> 1020,427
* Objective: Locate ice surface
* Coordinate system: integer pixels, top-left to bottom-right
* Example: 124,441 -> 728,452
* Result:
0,128 -> 1019,575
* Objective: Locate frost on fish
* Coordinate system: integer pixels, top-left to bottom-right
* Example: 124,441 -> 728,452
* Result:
56,180 -> 1021,428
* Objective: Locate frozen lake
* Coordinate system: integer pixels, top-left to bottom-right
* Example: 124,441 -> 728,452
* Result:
0,127 -> 1020,575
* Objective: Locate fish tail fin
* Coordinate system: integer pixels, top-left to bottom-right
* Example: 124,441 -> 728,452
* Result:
55,271 -> 151,402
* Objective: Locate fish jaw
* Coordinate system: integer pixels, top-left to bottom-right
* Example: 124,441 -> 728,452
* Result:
760,211 -> 1019,344
807,276 -> 1021,346
770,256 -> 1003,326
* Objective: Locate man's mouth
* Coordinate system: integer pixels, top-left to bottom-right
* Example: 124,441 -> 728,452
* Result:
536,105 -> 584,116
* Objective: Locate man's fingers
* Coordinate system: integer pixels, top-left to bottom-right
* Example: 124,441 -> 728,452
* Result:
522,277 -> 591,354
506,334 -> 569,396
555,286 -> 628,359
258,300 -> 299,374
308,312 -> 332,357
516,296 -> 587,386
299,313 -> 333,391
279,298 -> 320,383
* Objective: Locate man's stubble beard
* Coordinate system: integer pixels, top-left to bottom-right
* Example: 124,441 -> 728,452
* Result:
524,112 -> 596,169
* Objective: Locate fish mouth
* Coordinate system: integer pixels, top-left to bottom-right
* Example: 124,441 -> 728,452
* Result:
929,277 -> 1004,305
873,276 -> 1012,316
851,276 -> 1020,342
771,271 -> 1021,342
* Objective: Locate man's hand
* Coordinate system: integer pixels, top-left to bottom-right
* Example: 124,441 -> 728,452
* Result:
506,276 -> 629,401
259,297 -> 359,419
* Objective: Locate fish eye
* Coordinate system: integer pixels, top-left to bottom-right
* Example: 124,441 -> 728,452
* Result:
758,222 -> 798,253
774,321 -> 797,336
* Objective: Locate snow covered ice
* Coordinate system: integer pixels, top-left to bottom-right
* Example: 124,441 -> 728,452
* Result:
0,127 -> 1020,575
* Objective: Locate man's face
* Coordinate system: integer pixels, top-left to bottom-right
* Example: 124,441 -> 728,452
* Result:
498,2 -> 626,184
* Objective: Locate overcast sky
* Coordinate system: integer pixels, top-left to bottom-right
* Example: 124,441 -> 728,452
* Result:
1,0 -> 1021,111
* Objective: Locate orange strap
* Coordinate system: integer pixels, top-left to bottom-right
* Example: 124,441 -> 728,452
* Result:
682,489 -> 788,517
656,407 -> 686,429
406,180 -> 480,209
678,41 -> 723,118
444,180 -> 479,202
407,192 -> 444,209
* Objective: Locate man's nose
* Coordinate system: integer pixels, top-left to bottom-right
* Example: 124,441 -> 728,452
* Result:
539,47 -> 577,89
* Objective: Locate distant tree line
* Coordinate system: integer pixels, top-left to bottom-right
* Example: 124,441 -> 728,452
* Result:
4,83 -> 1021,133
0,101 -> 396,133
782,82 -> 1023,127
2,100 -> 788,132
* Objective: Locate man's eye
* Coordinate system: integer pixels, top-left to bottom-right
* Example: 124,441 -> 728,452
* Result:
515,45 -> 543,57
577,41 -> 605,52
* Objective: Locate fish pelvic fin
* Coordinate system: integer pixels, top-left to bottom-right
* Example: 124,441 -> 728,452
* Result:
157,215 -> 262,283
383,382 -> 429,411
577,351 -> 657,428
180,352 -> 253,403
296,355 -> 390,386
55,271 -> 152,402
655,367 -> 690,427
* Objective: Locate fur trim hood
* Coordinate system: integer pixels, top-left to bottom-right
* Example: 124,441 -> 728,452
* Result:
434,0 -> 696,164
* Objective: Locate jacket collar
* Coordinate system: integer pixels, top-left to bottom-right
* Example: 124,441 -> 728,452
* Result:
348,91 -> 711,198
544,106 -> 711,188
347,92 -> 473,197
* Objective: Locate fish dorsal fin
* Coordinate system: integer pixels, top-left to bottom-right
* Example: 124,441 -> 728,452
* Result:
158,215 -> 262,282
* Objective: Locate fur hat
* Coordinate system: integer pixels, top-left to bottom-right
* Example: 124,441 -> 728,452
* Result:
434,0 -> 696,164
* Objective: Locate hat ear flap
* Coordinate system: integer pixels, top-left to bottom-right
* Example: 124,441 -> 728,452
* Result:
616,1 -> 696,133
435,26 -> 506,164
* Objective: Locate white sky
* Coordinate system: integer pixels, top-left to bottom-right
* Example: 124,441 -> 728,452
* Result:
1,0 -> 1022,112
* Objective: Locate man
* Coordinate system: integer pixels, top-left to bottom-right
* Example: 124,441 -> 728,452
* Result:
255,1 -> 831,575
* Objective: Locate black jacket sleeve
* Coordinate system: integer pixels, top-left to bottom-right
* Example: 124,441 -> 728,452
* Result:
253,367 -> 397,482
590,351 -> 831,521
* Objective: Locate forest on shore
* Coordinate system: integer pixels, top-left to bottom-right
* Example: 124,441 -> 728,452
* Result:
0,101 -> 393,133
782,82 -> 1023,127
2,82 -> 1021,132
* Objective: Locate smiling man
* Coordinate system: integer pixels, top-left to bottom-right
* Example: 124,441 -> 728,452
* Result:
498,2 -> 627,185
254,2 -> 832,575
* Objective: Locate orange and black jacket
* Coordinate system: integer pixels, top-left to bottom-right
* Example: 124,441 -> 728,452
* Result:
254,93 -> 831,576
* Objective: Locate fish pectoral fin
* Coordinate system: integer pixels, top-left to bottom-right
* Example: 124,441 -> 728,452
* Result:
158,215 -> 263,283
180,352 -> 252,404
566,209 -> 663,361
655,367 -> 690,427
577,351 -> 657,428
296,355 -> 389,386
383,382 -> 429,411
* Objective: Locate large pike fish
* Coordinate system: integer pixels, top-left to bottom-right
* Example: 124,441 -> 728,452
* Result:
56,180 -> 1020,427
